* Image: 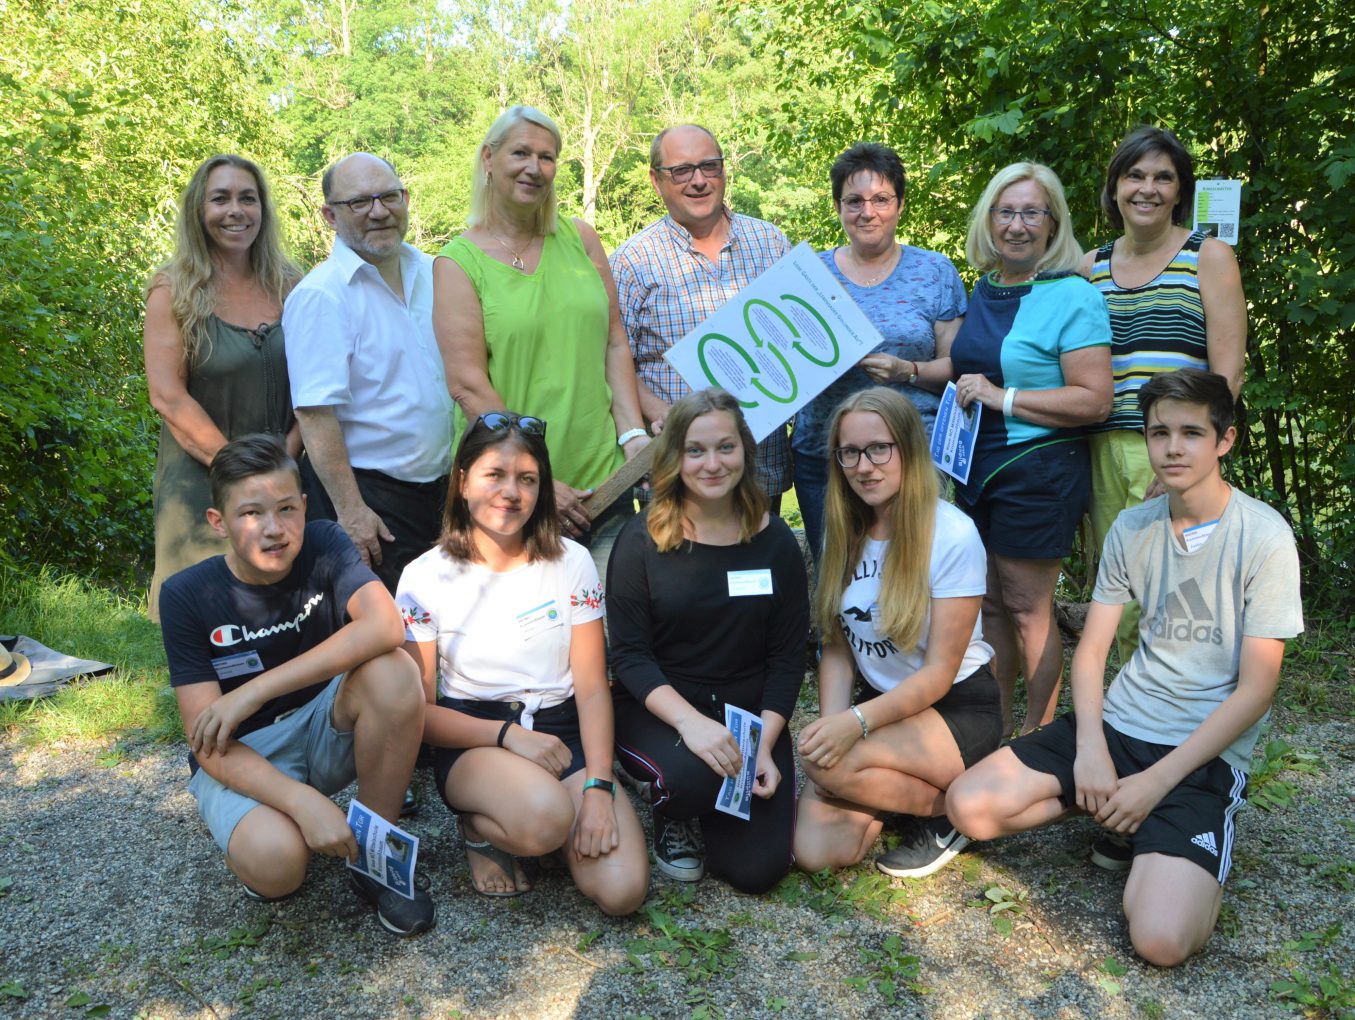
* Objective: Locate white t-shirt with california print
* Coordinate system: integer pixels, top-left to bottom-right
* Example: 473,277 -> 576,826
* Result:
837,500 -> 993,694
396,539 -> 604,727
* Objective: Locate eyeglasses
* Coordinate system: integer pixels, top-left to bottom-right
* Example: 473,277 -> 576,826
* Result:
328,189 -> 408,214
654,158 -> 725,184
989,207 -> 1052,226
474,412 -> 548,438
840,194 -> 899,214
833,442 -> 897,468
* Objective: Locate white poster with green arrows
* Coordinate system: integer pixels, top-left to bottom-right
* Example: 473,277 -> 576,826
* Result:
661,241 -> 886,442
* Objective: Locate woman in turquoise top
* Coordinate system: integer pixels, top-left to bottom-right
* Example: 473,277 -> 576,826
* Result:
1079,126 -> 1247,660
433,106 -> 648,574
950,162 -> 1112,736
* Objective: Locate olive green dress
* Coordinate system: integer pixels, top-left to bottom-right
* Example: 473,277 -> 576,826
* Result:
148,316 -> 292,621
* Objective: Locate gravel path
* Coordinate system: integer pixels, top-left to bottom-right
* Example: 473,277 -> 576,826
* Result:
2,711 -> 1350,1019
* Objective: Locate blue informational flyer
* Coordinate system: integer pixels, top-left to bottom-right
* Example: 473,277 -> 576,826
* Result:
930,382 -> 981,484
346,799 -> 418,900
715,704 -> 763,821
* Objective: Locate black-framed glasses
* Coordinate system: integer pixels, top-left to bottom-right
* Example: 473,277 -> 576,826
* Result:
328,188 -> 408,214
475,411 -> 547,438
841,194 -> 899,215
654,158 -> 725,184
833,442 -> 897,468
989,207 -> 1052,226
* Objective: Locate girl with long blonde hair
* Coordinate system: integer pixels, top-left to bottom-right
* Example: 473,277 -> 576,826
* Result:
795,387 -> 1001,878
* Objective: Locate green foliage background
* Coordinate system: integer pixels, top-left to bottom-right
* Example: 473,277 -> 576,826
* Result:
0,0 -> 1350,611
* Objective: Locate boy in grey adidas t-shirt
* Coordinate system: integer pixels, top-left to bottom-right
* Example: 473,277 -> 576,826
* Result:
948,368 -> 1302,967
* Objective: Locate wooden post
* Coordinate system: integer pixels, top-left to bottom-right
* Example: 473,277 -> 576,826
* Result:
582,445 -> 656,521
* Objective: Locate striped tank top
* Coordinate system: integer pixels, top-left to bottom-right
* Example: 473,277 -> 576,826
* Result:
1088,230 -> 1208,432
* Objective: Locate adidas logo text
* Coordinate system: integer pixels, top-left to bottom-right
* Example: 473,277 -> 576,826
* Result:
1148,578 -> 1223,645
1190,831 -> 1219,857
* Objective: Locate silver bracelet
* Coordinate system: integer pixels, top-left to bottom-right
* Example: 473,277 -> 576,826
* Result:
616,427 -> 648,447
850,704 -> 869,739
1002,387 -> 1018,416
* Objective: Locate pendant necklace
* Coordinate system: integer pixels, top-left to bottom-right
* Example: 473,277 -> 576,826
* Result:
492,232 -> 531,270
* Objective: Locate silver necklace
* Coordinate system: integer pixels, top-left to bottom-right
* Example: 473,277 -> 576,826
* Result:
852,244 -> 899,286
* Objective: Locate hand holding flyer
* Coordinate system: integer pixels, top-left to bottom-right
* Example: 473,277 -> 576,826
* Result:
715,704 -> 763,821
930,382 -> 981,484
346,799 -> 419,900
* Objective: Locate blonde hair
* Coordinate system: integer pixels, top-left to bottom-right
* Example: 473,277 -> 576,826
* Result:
647,389 -> 767,553
468,105 -> 562,236
964,162 -> 1083,275
146,154 -> 298,364
814,388 -> 937,650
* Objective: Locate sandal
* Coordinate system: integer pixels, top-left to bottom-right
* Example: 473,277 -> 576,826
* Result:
461,832 -> 530,898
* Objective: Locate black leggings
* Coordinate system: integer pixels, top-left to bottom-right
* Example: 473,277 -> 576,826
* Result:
614,690 -> 795,895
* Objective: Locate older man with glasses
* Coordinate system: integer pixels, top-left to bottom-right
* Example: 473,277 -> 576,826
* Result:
283,152 -> 454,595
610,125 -> 794,512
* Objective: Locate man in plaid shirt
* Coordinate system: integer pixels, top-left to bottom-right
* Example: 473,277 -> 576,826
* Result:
610,125 -> 793,510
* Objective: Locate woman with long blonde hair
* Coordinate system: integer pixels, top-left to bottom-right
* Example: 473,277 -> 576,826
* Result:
795,387 -> 1001,878
608,389 -> 808,893
144,154 -> 300,619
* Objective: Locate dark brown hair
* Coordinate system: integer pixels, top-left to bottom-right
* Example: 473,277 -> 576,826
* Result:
439,416 -> 562,563
209,433 -> 301,510
1138,368 -> 1234,437
1101,126 -> 1196,231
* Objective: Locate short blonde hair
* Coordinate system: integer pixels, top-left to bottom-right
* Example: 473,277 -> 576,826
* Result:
468,105 -> 562,235
964,162 -> 1082,274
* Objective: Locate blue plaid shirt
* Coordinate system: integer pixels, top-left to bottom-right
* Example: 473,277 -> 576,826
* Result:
610,211 -> 793,494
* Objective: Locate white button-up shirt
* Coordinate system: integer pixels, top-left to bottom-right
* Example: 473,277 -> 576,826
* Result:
284,238 -> 454,483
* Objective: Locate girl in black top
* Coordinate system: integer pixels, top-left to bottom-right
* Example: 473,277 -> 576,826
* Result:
608,389 -> 809,893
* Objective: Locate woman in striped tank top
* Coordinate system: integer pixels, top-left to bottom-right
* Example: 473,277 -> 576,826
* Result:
1080,126 -> 1247,660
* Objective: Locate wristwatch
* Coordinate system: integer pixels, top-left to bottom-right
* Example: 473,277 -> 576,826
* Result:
582,777 -> 616,798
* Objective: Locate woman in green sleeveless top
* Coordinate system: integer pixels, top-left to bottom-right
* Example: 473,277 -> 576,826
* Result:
144,155 -> 301,620
433,106 -> 649,573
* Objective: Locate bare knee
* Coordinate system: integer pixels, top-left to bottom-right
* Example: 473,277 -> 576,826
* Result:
1129,917 -> 1204,968
350,649 -> 423,716
507,785 -> 575,856
227,810 -> 309,897
945,774 -> 1004,841
590,871 -> 648,917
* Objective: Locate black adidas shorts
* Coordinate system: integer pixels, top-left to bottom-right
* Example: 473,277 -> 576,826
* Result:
1007,713 -> 1248,884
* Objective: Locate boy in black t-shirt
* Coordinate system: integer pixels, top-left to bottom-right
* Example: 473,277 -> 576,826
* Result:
160,435 -> 434,936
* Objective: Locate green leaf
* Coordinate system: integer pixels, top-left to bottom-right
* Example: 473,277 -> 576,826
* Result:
66,992 -> 92,1007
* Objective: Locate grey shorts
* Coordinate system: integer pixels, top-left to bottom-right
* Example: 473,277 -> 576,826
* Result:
187,674 -> 355,852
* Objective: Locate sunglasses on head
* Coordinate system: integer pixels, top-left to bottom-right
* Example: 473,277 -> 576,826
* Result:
474,411 -> 548,438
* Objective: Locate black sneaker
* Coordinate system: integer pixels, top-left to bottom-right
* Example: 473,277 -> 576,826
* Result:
399,784 -> 420,819
348,870 -> 436,937
653,815 -> 704,882
875,815 -> 970,878
1090,831 -> 1132,872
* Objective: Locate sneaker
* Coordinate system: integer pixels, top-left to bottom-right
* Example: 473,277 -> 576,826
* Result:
1090,831 -> 1132,872
653,815 -> 704,882
240,882 -> 295,904
875,815 -> 970,878
348,870 -> 436,937
399,784 -> 420,819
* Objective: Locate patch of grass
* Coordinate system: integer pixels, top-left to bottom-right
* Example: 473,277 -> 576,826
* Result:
773,867 -> 911,922
980,882 -> 1027,937
1249,740 -> 1322,812
623,904 -> 738,1020
843,934 -> 927,1005
0,567 -> 176,747
1281,620 -> 1355,718
1270,964 -> 1355,1018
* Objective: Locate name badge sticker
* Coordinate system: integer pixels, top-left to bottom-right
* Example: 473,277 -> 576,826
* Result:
727,569 -> 773,598
1182,518 -> 1221,553
211,649 -> 264,681
517,599 -> 563,642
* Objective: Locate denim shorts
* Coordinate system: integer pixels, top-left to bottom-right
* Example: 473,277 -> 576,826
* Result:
187,674 -> 355,852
